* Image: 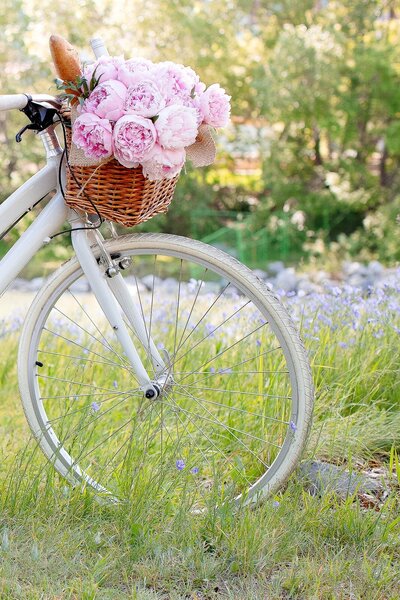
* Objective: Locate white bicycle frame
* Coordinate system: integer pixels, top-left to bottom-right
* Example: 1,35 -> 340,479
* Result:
0,98 -> 166,396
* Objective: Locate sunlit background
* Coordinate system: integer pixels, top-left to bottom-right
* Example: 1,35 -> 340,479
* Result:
1,0 -> 400,274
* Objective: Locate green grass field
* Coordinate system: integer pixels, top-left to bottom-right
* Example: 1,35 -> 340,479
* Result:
0,274 -> 399,599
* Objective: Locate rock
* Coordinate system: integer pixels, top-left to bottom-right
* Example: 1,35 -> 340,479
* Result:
298,460 -> 382,499
297,278 -> 320,296
347,273 -> 368,289
267,261 -> 285,276
367,260 -> 384,279
343,261 -> 368,278
141,274 -> 163,291
275,268 -> 298,293
200,281 -> 223,295
9,278 -> 29,291
313,270 -> 331,284
124,276 -> 147,294
26,277 -> 44,291
70,279 -> 90,292
160,277 -> 179,293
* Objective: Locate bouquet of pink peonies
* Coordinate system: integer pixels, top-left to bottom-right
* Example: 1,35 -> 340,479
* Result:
64,55 -> 231,181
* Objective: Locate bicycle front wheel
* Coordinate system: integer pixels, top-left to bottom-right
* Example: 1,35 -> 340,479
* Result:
18,233 -> 313,508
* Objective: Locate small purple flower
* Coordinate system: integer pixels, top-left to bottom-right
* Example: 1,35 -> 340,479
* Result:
113,380 -> 118,389
218,367 -> 233,374
289,421 -> 297,432
91,402 -> 100,412
209,367 -> 216,373
273,500 -> 280,508
256,339 -> 262,347
176,459 -> 185,471
190,467 -> 199,474
338,342 -> 348,349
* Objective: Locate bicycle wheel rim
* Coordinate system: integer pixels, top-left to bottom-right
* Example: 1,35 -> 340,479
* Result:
19,234 -> 313,508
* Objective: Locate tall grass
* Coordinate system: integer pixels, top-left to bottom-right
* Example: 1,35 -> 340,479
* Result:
0,273 -> 399,599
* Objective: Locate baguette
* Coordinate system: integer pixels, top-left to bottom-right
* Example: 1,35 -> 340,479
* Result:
49,34 -> 82,84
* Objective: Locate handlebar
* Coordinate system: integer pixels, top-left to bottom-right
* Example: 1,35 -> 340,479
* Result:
0,94 -> 62,112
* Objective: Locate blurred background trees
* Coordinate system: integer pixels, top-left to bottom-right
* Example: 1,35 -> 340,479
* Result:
1,0 -> 400,268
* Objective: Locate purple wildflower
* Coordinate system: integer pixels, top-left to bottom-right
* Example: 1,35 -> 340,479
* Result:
113,380 -> 118,389
273,500 -> 280,508
190,467 -> 199,474
289,421 -> 297,432
91,402 -> 100,412
176,459 -> 185,471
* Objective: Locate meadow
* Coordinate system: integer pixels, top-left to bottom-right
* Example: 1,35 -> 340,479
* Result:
0,271 -> 399,599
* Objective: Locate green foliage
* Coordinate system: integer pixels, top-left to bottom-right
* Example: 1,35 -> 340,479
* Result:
1,0 -> 400,266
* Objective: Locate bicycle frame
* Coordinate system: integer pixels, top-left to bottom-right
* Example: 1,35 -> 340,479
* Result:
0,125 -> 166,393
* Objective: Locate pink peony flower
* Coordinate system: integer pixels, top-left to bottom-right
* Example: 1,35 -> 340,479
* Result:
199,83 -> 231,128
113,115 -> 157,167
72,113 -> 113,159
117,58 -> 154,87
124,79 -> 165,117
142,144 -> 186,181
155,105 -> 198,149
82,80 -> 127,121
83,55 -> 124,86
152,61 -> 199,105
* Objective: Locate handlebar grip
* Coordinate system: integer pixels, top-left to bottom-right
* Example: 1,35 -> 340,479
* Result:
0,94 -> 29,111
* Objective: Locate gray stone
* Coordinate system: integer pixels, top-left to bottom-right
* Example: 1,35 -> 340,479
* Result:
141,274 -> 163,291
297,278 -> 320,296
343,261 -> 368,278
160,277 -> 179,293
367,260 -> 384,279
200,281 -> 223,295
347,273 -> 372,290
26,277 -> 44,291
298,460 -> 381,499
9,278 -> 29,291
267,261 -> 285,276
275,268 -> 298,293
313,270 -> 331,284
70,279 -> 90,293
124,276 -> 147,294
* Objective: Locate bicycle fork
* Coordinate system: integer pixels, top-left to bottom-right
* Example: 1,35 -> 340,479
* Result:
71,226 -> 170,400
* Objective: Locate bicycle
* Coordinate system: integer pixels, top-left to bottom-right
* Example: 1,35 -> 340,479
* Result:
0,43 -> 313,509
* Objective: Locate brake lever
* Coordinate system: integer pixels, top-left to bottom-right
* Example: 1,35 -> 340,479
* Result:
15,123 -> 39,143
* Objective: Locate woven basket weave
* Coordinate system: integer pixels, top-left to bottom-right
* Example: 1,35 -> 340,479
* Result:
63,121 -> 178,227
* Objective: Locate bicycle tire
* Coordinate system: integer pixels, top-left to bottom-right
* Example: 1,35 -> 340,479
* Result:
18,233 -> 313,507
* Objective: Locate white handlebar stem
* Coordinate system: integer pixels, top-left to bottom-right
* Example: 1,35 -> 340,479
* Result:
0,94 -> 29,111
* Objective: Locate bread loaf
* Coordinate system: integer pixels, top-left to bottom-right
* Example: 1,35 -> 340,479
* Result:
49,35 -> 82,83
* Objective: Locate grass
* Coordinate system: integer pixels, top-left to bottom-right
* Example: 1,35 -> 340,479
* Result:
0,270 -> 400,599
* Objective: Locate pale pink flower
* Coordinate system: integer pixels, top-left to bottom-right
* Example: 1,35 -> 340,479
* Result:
142,144 -> 185,180
199,83 -> 231,127
72,113 -> 113,159
83,55 -> 124,86
124,79 -> 165,117
152,61 -> 198,105
155,105 -> 198,149
117,58 -> 154,87
113,115 -> 156,167
82,80 -> 127,121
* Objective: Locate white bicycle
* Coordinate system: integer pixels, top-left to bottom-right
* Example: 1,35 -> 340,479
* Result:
0,72 -> 313,509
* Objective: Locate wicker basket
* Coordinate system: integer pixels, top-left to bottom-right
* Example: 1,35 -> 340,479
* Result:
63,122 -> 178,227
